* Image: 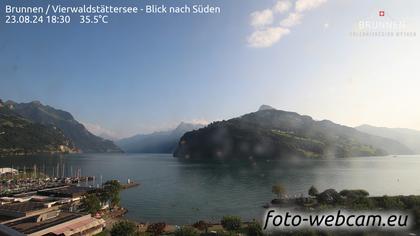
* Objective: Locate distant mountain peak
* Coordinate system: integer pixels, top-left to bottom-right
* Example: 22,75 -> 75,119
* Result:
116,121 -> 205,153
30,100 -> 42,105
356,124 -> 420,153
258,104 -> 276,111
174,122 -> 204,133
177,121 -> 188,127
4,100 -> 16,109
357,124 -> 387,129
5,100 -> 16,105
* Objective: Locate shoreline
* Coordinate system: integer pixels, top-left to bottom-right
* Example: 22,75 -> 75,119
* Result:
102,191 -> 420,233
105,211 -> 259,234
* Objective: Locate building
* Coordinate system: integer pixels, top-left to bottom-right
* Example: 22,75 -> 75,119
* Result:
37,186 -> 96,201
0,167 -> 18,176
0,201 -> 59,218
0,199 -> 105,235
4,211 -> 105,236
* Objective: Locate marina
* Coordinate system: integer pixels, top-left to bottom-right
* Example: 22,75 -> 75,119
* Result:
0,162 -> 139,235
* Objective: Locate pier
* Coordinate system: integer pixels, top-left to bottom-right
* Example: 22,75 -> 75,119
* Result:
122,181 -> 140,189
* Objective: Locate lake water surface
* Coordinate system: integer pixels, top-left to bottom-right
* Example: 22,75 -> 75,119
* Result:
0,154 -> 419,224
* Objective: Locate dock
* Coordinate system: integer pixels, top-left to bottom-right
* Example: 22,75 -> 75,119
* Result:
122,182 -> 140,189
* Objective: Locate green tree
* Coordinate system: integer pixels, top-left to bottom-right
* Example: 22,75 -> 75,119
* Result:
308,186 -> 319,197
221,216 -> 241,231
110,194 -> 121,209
272,183 -> 286,199
247,221 -> 264,236
81,194 -> 101,214
174,226 -> 199,236
103,180 -> 122,208
110,220 -> 139,236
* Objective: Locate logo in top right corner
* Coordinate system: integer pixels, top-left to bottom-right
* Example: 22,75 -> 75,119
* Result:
349,9 -> 416,38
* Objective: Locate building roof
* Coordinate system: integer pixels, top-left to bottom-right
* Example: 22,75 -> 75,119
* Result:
52,217 -> 105,235
0,201 -> 57,218
37,186 -> 96,198
5,212 -> 83,235
0,202 -> 45,214
0,224 -> 26,236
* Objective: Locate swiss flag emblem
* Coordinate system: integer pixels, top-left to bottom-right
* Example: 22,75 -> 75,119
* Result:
379,11 -> 385,16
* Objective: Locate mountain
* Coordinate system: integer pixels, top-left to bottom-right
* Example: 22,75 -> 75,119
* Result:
97,132 -> 118,141
356,124 -> 420,154
258,104 -> 276,111
174,106 -> 413,160
0,100 -> 77,155
3,100 -> 122,153
117,122 -> 204,153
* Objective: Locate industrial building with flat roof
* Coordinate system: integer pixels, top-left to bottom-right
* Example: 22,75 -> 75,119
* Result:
0,201 -> 59,218
0,188 -> 105,236
4,211 -> 105,236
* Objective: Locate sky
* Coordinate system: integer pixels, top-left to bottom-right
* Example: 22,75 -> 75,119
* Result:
1,0 -> 420,139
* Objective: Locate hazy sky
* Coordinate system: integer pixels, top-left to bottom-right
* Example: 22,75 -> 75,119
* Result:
1,0 -> 420,139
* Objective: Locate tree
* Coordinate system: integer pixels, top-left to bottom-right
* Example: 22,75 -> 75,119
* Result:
272,183 -> 286,199
81,194 -> 101,214
110,194 -> 121,209
317,189 -> 342,205
308,186 -> 319,197
192,220 -> 208,233
247,221 -> 263,236
110,220 -> 139,236
174,226 -> 199,236
221,216 -> 242,231
103,180 -> 122,208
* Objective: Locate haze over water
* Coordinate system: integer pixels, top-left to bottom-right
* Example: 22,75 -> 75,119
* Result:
1,153 -> 419,224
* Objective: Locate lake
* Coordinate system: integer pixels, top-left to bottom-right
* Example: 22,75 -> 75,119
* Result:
0,153 -> 419,224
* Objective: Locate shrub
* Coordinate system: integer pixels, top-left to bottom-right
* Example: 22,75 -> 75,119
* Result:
146,222 -> 166,236
174,226 -> 199,236
379,196 -> 406,210
400,195 -> 420,209
221,215 -> 241,231
110,220 -> 139,236
308,186 -> 319,197
350,197 -> 376,210
317,189 -> 342,205
413,208 -> 420,229
217,231 -> 238,236
339,189 -> 369,199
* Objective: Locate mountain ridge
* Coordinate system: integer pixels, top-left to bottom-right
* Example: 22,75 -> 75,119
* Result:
356,124 -> 420,153
2,99 -> 122,153
174,106 -> 413,160
117,122 -> 204,153
0,99 -> 78,155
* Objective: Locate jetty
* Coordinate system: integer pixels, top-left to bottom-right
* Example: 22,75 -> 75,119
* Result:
122,179 -> 140,189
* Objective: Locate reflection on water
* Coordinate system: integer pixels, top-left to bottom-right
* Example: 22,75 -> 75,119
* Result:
0,153 -> 419,224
